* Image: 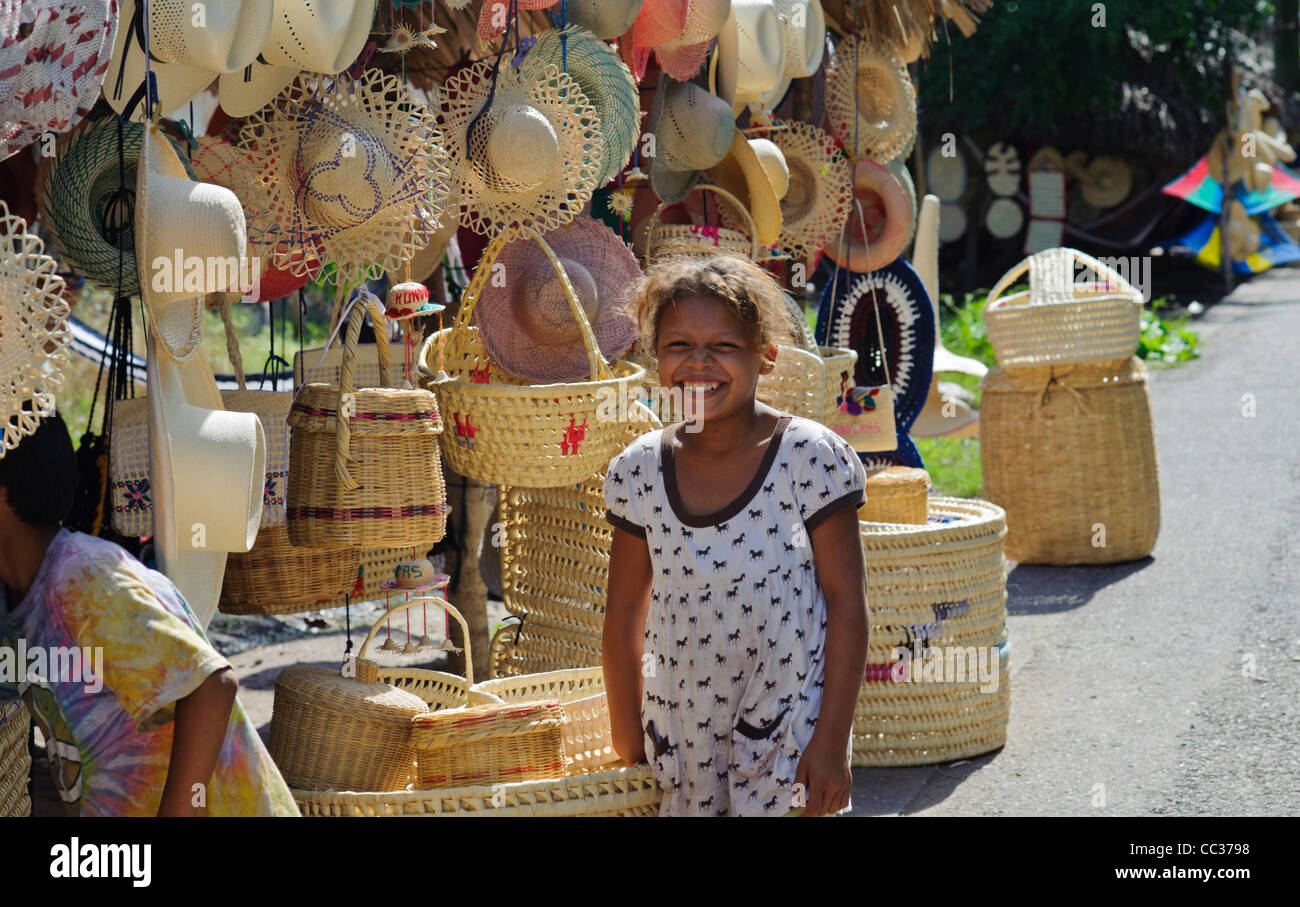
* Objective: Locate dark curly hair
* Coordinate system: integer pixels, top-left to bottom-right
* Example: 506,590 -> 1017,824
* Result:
0,412 -> 77,527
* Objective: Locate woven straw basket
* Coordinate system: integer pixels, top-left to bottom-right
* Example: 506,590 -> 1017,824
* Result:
644,185 -> 762,264
757,344 -> 825,421
854,497 -> 1011,765
412,700 -> 567,789
219,524 -> 361,615
980,356 -> 1160,564
287,293 -> 448,548
419,229 -> 645,488
0,700 -> 32,817
859,466 -> 931,525
268,597 -> 474,793
489,617 -> 604,677
984,247 -> 1144,369
819,346 -> 860,425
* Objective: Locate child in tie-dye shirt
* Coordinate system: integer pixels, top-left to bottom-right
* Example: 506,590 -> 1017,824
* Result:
0,414 -> 298,816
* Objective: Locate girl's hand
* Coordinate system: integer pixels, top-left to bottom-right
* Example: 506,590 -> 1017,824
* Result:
793,735 -> 852,817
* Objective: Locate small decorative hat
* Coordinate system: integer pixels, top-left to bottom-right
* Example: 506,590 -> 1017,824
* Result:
235,69 -> 450,285
474,216 -> 639,383
567,0 -> 645,39
1079,155 -> 1133,209
712,134 -> 787,249
217,0 -> 377,117
38,112 -> 194,298
648,76 -> 736,204
521,27 -> 639,187
104,0 -> 273,121
714,0 -> 786,112
824,159 -> 911,273
826,34 -> 916,163
769,120 -> 852,263
0,0 -> 118,161
621,0 -> 730,81
0,200 -> 72,454
442,59 -> 601,237
478,0 -> 558,42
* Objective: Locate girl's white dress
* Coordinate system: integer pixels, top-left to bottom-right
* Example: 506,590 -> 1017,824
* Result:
604,415 -> 866,816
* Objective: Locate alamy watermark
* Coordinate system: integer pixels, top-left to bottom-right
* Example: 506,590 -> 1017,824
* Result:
149,251 -> 262,303
886,641 -> 1001,693
0,640 -> 104,694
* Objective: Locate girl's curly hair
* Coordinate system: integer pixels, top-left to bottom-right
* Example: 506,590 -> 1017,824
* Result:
630,254 -> 801,363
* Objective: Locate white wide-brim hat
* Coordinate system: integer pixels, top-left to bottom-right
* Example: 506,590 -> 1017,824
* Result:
217,0 -> 377,117
715,0 -> 786,113
105,0 -> 274,121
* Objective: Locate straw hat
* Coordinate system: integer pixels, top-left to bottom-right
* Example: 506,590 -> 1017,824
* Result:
770,120 -> 851,262
713,134 -> 787,249
1027,146 -> 1066,173
442,59 -> 601,237
235,69 -> 450,285
104,0 -> 273,121
826,35 -> 916,163
715,0 -> 786,111
38,112 -> 195,298
777,0 -> 825,78
655,0 -> 732,81
889,157 -> 917,249
478,0 -> 558,41
938,202 -> 966,242
522,27 -> 639,187
1079,155 -> 1133,209
217,0 -> 377,117
0,0 -> 118,161
474,217 -> 639,383
568,0 -> 645,39
648,76 -> 736,204
0,201 -> 71,454
825,159 -> 910,273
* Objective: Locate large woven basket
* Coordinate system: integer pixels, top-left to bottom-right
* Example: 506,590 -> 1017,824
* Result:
854,497 -> 1011,766
490,617 -> 604,676
644,185 -> 761,264
419,229 -> 645,488
980,356 -> 1160,564
756,344 -> 826,421
287,293 -> 447,548
0,700 -> 31,817
219,524 -> 361,615
859,466 -> 931,525
984,247 -> 1143,369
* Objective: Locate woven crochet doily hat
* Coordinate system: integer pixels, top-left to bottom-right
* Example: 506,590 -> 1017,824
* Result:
474,216 -> 639,383
38,112 -> 195,298
521,26 -> 639,187
770,120 -> 852,263
648,75 -> 736,204
104,0 -> 272,122
0,0 -> 118,161
235,69 -> 450,285
0,200 -> 72,454
568,0 -> 644,39
442,59 -> 601,237
826,34 -> 916,163
217,0 -> 377,117
712,133 -> 787,249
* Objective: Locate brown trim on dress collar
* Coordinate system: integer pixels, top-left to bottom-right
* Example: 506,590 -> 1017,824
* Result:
661,416 -> 791,528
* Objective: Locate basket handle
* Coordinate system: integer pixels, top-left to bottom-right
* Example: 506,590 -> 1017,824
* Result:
356,595 -> 474,687
987,247 -> 1140,310
216,294 -> 247,391
334,290 -> 393,492
443,226 -> 613,382
645,184 -> 762,262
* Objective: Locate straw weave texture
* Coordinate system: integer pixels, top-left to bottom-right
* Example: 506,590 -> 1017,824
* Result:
0,701 -> 31,818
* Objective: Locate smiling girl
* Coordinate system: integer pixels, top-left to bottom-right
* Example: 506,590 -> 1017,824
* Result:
602,255 -> 869,817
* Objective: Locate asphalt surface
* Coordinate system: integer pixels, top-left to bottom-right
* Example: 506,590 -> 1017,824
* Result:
850,268 -> 1300,816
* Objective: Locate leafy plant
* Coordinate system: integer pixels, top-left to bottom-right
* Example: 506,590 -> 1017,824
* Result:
1137,295 -> 1201,365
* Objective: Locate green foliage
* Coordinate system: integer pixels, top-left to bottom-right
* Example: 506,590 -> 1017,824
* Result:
1137,295 -> 1202,365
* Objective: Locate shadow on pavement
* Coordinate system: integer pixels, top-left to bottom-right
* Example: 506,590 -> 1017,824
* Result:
1006,558 -> 1155,616
851,748 -> 1004,815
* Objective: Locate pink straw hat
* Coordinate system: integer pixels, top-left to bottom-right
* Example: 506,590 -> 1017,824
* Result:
474,217 -> 640,383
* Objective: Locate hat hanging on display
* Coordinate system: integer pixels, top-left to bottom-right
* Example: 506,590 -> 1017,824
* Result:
474,216 -> 640,383
38,112 -> 195,298
235,69 -> 450,285
826,34 -> 916,163
824,158 -> 910,273
0,200 -> 72,454
104,0 -> 273,122
385,280 -> 444,322
713,133 -> 787,250
647,75 -> 736,204
939,202 -> 967,242
768,120 -> 852,263
888,157 -> 918,250
622,0 -> 730,82
0,0 -> 119,161
715,0 -> 786,111
521,27 -> 639,187
776,0 -> 824,78
567,0 -> 645,39
478,0 -> 558,41
217,0 -> 377,117
1027,146 -> 1066,174
983,141 -> 1021,196
926,142 -> 967,201
403,183 -> 462,284
1079,155 -> 1133,209
442,59 -> 601,237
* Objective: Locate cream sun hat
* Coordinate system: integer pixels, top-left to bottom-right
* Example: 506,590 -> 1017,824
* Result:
104,0 -> 273,121
442,59 -> 601,237
769,120 -> 852,262
217,0 -> 378,117
712,133 -> 787,249
234,69 -> 450,285
777,0 -> 825,78
648,75 -> 737,204
715,0 -> 786,112
0,200 -> 72,454
826,34 -> 917,163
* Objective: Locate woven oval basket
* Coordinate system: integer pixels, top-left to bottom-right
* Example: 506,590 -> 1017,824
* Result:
859,466 -> 931,525
0,700 -> 32,817
756,344 -> 825,421
412,701 -> 567,789
219,524 -> 361,616
853,497 -> 1011,765
287,293 -> 448,548
984,247 -> 1143,369
980,356 -> 1160,564
419,229 -> 646,488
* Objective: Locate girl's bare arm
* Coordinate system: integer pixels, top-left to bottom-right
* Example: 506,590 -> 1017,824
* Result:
603,526 -> 654,765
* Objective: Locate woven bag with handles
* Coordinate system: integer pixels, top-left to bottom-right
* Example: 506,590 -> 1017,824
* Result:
644,184 -> 762,264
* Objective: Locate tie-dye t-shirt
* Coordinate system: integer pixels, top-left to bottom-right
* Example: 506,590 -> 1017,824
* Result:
0,529 -> 299,817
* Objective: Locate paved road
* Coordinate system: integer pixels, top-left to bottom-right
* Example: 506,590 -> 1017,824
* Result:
850,268 -> 1300,816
